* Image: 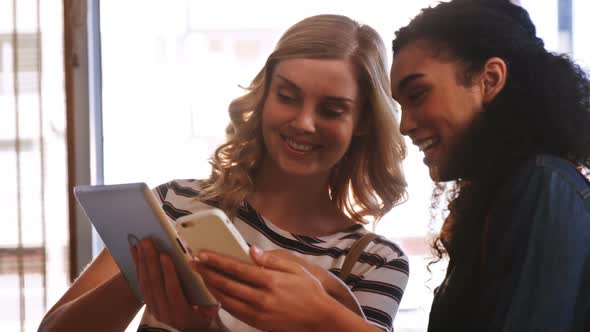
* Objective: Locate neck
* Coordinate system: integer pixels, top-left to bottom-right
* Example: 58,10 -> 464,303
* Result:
248,159 -> 350,236
252,158 -> 333,214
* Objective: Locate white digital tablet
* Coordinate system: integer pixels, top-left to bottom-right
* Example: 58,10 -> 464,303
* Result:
73,182 -> 217,307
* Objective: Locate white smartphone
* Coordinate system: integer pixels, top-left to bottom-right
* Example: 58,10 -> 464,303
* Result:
175,208 -> 253,264
74,182 -> 217,307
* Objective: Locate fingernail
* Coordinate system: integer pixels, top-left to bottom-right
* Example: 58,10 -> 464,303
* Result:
205,306 -> 220,316
252,246 -> 263,257
197,252 -> 208,262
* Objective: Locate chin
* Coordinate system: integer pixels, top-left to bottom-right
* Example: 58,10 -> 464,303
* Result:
286,164 -> 333,179
429,166 -> 444,182
428,164 -> 456,182
279,162 -> 318,177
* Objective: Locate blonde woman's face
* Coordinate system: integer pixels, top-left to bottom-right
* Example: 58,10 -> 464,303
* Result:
260,58 -> 361,178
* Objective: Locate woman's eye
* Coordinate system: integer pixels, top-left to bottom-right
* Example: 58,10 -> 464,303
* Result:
320,105 -> 344,118
277,93 -> 297,103
408,90 -> 426,103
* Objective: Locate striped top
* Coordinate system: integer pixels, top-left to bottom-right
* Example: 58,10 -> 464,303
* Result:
138,179 -> 409,332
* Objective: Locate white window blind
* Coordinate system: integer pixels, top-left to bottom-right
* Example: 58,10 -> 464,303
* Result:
0,0 -> 68,331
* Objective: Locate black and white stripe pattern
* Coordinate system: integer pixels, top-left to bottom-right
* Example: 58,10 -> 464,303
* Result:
140,179 -> 410,332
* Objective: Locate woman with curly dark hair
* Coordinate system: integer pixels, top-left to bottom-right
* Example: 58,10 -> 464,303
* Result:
390,0 -> 590,331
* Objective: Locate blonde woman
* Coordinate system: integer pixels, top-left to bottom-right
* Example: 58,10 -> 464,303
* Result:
39,14 -> 409,332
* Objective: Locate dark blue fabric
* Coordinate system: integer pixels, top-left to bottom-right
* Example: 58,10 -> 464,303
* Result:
428,154 -> 590,332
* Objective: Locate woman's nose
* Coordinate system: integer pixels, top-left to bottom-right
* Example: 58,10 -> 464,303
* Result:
289,105 -> 316,133
399,111 -> 417,137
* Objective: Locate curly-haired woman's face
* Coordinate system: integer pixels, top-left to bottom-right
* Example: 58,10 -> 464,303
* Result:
260,58 -> 361,178
390,40 -> 485,181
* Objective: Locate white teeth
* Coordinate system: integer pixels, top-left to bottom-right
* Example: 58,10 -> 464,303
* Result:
418,138 -> 439,151
286,137 -> 314,151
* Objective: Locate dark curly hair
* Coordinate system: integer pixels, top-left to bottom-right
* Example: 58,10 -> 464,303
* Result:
393,0 -> 590,270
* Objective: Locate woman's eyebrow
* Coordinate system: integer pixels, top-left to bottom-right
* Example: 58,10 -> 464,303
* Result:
396,73 -> 425,92
323,96 -> 356,105
276,75 -> 356,104
276,75 -> 301,91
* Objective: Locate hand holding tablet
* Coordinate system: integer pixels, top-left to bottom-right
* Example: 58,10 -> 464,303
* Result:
74,182 -> 251,307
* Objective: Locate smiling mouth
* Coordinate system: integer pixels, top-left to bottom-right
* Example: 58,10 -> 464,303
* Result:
281,135 -> 319,152
417,138 -> 440,152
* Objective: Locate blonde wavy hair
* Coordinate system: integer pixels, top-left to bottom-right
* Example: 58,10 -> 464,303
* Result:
201,14 -> 407,224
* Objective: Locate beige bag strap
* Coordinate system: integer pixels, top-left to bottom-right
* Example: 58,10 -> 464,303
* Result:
339,232 -> 380,282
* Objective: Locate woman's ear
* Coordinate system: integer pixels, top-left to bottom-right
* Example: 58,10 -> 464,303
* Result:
480,57 -> 507,103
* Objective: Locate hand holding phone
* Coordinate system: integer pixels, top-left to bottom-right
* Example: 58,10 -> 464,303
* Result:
175,209 -> 252,264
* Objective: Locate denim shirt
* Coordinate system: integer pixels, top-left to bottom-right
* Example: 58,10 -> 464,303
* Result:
428,154 -> 590,332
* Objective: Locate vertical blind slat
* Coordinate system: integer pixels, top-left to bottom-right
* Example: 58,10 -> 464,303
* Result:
3,1 -> 66,330
35,0 -> 48,313
11,0 -> 26,330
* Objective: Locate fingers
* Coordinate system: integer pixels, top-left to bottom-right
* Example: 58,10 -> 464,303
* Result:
140,239 -> 171,323
135,241 -> 157,315
195,261 -> 265,305
195,247 -> 308,288
160,254 -> 188,306
192,304 -> 220,317
196,250 -> 269,287
192,258 -> 264,327
249,246 -> 304,275
206,286 -> 260,327
161,254 -> 220,328
134,240 -> 220,330
193,265 -> 262,327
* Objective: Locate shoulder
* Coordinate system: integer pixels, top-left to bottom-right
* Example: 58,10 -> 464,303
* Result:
481,156 -> 590,331
370,235 -> 409,277
490,154 -> 590,247
151,179 -> 215,221
511,154 -> 590,195
152,179 -> 205,200
346,232 -> 410,326
345,231 -> 409,278
364,233 -> 408,264
495,154 -> 590,213
335,230 -> 407,263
